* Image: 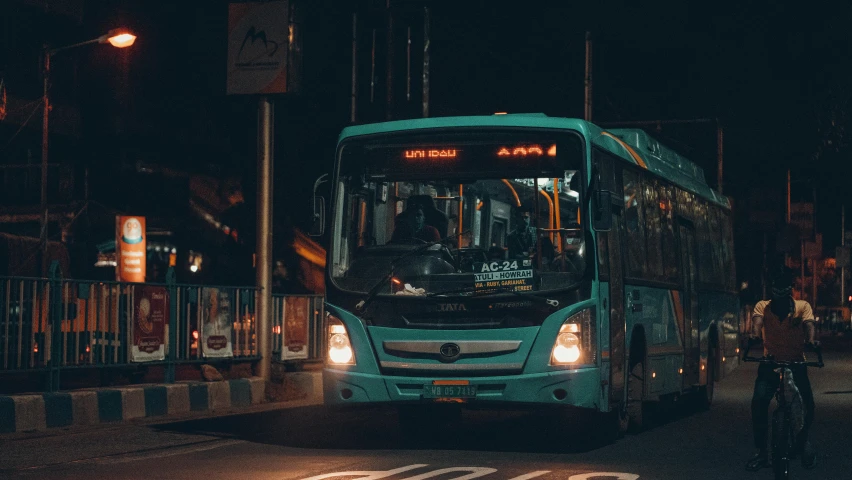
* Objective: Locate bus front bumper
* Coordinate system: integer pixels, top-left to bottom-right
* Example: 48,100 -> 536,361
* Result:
323,367 -> 601,409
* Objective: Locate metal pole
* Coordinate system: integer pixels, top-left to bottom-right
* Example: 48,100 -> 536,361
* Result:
422,6 -> 430,118
350,13 -> 358,123
716,121 -> 724,194
762,232 -> 768,299
370,29 -> 376,104
385,0 -> 394,120
842,204 -> 845,306
41,48 -> 50,275
786,170 -> 791,223
256,97 -> 274,381
801,239 -> 805,300
584,31 -> 592,121
786,169 -> 791,269
406,26 -> 411,102
813,183 -> 817,308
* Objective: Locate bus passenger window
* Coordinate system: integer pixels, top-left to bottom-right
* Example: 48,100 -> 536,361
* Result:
623,170 -> 646,278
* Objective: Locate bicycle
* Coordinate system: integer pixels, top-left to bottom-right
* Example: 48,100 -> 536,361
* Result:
743,341 -> 824,480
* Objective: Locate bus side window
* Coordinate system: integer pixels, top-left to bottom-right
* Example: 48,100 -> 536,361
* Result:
622,169 -> 646,278
659,183 -> 678,282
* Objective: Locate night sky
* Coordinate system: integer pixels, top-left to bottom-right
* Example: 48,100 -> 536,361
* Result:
77,0 -> 852,270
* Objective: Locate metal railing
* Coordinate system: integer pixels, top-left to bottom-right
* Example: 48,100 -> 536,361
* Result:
0,266 -> 326,391
271,294 -> 325,363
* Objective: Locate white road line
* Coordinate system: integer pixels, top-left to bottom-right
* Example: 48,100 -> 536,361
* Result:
506,471 -> 551,480
400,467 -> 497,480
300,464 -> 429,480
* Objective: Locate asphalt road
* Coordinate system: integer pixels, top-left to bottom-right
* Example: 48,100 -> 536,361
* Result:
2,335 -> 851,480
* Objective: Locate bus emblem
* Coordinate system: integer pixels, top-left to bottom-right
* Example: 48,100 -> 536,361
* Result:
437,303 -> 467,312
439,343 -> 461,360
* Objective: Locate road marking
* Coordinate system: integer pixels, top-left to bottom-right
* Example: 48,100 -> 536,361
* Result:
506,472 -> 551,480
401,467 -> 497,480
300,464 -> 429,480
301,466 -> 637,480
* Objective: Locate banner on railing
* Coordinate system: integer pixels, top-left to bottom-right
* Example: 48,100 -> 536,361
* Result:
202,287 -> 233,358
283,296 -> 309,360
131,285 -> 169,362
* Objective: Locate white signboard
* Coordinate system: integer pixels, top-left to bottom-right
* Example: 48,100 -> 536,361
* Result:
227,1 -> 289,95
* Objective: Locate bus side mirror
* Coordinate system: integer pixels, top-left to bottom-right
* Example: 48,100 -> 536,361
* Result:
592,190 -> 613,231
310,196 -> 325,237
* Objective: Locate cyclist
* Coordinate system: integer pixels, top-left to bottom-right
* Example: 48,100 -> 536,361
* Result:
745,267 -> 819,471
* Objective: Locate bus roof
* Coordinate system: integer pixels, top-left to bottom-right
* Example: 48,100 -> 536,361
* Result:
339,114 -> 731,209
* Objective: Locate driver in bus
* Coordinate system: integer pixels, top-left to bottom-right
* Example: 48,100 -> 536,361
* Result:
390,204 -> 441,244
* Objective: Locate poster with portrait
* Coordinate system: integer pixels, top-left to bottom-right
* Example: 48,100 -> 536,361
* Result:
282,296 -> 309,360
201,287 -> 234,358
131,286 -> 169,362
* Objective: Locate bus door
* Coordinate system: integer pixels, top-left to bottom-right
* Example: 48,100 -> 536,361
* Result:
677,221 -> 700,388
606,208 -> 627,408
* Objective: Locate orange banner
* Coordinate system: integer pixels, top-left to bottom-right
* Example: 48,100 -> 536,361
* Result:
116,216 -> 146,282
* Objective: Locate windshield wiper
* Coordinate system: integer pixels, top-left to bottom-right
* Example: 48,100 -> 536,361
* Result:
354,230 -> 472,314
426,285 -> 560,308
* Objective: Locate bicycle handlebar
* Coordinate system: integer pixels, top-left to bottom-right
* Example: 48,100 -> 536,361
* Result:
742,340 -> 824,368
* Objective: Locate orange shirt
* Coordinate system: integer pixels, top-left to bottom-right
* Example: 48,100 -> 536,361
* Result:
752,299 -> 814,361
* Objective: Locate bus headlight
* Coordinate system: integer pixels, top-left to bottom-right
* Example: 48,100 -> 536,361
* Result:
327,314 -> 355,365
550,308 -> 596,366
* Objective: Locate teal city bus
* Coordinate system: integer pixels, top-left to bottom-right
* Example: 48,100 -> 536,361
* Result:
319,113 -> 739,437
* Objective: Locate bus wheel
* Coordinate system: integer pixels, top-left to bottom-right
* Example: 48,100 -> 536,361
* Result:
626,359 -> 648,433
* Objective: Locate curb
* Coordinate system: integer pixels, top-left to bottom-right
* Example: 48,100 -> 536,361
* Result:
0,377 -> 266,434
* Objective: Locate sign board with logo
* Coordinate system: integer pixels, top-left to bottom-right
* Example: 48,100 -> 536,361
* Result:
116,216 -> 146,282
473,260 -> 535,293
227,1 -> 289,95
201,288 -> 234,358
131,286 -> 169,362
281,296 -> 309,360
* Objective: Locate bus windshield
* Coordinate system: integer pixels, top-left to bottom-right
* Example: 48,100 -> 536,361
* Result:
330,129 -> 588,297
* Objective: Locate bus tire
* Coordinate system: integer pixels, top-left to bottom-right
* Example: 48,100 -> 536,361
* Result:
626,357 -> 648,433
698,334 -> 718,410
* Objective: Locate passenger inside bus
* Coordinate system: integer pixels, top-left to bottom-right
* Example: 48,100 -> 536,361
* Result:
507,206 -> 555,264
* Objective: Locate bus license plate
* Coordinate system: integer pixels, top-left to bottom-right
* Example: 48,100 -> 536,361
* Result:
423,384 -> 477,399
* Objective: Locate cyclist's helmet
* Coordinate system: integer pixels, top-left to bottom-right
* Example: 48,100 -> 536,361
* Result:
769,267 -> 796,318
770,267 -> 795,298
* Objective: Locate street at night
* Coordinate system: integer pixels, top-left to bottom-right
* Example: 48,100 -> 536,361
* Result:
2,336 -> 850,480
4,2 -> 852,480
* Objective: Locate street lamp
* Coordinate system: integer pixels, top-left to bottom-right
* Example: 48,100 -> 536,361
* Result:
40,28 -> 137,270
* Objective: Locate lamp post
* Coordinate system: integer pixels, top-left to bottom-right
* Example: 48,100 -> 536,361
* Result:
40,28 -> 136,270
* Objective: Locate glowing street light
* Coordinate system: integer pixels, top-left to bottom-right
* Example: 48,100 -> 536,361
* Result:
40,28 -> 137,269
103,29 -> 137,48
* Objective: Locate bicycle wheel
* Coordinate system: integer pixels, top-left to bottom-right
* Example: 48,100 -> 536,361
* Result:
771,408 -> 792,480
